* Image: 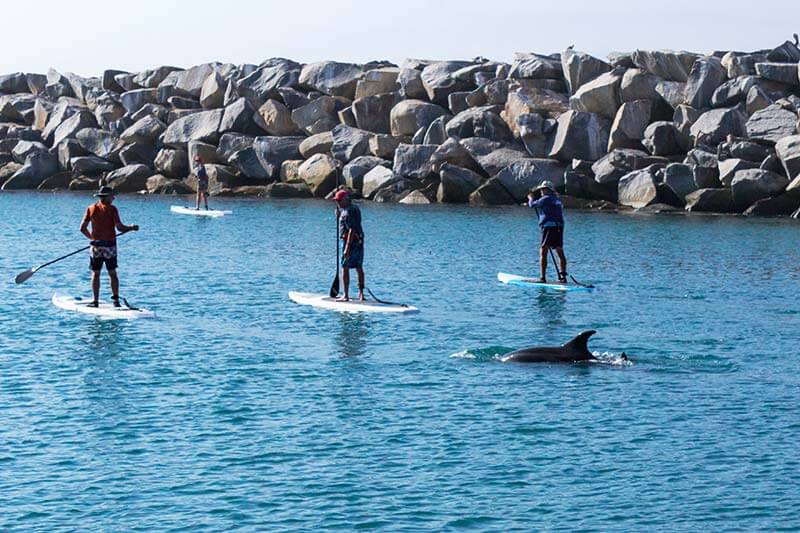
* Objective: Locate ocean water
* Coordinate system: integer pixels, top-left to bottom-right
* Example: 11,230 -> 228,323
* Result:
1,191 -> 799,531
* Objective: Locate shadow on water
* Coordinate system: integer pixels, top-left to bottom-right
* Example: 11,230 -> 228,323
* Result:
534,290 -> 566,325
82,319 -> 127,358
335,313 -> 371,358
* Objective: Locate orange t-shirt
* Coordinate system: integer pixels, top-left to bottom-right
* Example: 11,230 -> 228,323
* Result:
83,202 -> 121,241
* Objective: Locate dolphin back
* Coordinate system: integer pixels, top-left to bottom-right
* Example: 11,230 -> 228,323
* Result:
562,330 -> 597,360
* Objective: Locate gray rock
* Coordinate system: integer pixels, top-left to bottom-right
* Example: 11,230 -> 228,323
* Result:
445,105 -> 513,142
389,99 -> 449,137
57,139 -> 87,169
291,95 -> 339,135
330,125 -> 373,162
619,68 -> 661,102
252,136 -> 304,179
592,148 -> 665,185
726,140 -> 773,163
711,76 -> 757,107
26,73 -> 48,96
41,100 -> 85,144
745,104 -> 798,142
52,111 -> 98,147
36,171 -> 73,190
766,41 -> 800,63
398,67 -> 427,100
690,106 -> 747,146
468,177 -> 516,205
549,110 -> 610,162
70,156 -> 115,174
618,165 -> 660,208
684,188 -> 734,212
199,71 -> 226,109
508,52 -> 562,79
0,93 -> 36,122
343,156 -> 388,193
145,174 -> 194,194
673,104 -> 701,138
2,152 -> 58,189
104,164 -> 151,192
161,109 -> 223,147
569,68 -> 623,118
608,99 -> 651,150
352,92 -> 400,134
718,158 -> 759,186
163,64 -> 217,98
745,84 -> 773,116
631,50 -> 700,82
219,97 -> 257,134
11,140 -> 48,164
495,158 -> 566,201
437,163 -> 481,203
505,88 -> 569,138
217,133 -> 254,162
561,49 -> 612,95
229,146 -> 268,179
299,61 -> 365,99
254,99 -> 302,136
755,62 -> 800,85
642,121 -> 687,156
238,58 -> 302,102
654,80 -> 686,109
296,132 -> 332,159
393,143 -> 437,179
398,189 -> 433,204
362,165 -> 398,198
121,88 -> 159,114
743,189 -> 800,216
563,169 -> 618,202
265,181 -> 313,198
187,141 -> 220,165
721,52 -> 765,78
0,72 -> 30,94
423,115 -> 449,145
430,137 -> 482,174
684,56 -> 726,109
420,61 -> 474,104
369,134 -> 402,160
278,87 -> 310,109
731,168 -> 789,209
298,153 -> 338,197
355,67 -> 400,99
775,134 -> 800,179
120,115 -> 166,144
154,148 -> 188,177
133,66 -> 181,88
167,96 -> 200,109
684,148 -> 721,188
662,163 -> 697,199
76,128 -> 123,160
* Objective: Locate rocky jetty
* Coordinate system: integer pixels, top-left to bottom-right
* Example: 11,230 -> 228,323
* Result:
2,40 -> 800,218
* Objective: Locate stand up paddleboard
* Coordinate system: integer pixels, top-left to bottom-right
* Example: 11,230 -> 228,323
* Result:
52,294 -> 155,319
288,291 -> 419,314
170,205 -> 232,217
497,272 -> 594,292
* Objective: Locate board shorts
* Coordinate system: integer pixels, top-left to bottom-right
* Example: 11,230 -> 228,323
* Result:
342,243 -> 364,269
89,241 -> 118,271
198,178 -> 209,193
541,225 -> 564,249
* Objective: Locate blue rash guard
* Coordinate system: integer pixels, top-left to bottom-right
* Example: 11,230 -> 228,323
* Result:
528,194 -> 564,228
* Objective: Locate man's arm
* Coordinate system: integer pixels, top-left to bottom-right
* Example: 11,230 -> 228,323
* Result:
80,209 -> 92,240
114,207 -> 139,232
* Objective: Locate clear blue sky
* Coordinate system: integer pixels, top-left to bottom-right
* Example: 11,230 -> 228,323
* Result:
3,0 -> 797,77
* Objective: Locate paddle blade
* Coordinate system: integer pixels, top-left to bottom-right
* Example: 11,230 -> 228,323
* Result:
14,269 -> 34,284
329,274 -> 339,298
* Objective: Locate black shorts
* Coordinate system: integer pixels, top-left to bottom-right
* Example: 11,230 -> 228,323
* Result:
541,226 -> 564,249
89,244 -> 118,272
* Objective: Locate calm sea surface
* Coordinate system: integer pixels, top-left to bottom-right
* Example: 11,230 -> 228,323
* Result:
1,192 -> 798,531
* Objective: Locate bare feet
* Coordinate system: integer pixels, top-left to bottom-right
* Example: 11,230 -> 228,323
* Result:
336,295 -> 350,302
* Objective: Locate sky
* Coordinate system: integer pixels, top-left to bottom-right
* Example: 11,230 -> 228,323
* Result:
2,0 -> 798,77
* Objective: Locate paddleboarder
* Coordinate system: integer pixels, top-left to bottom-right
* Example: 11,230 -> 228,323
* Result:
334,190 -> 365,301
527,180 -> 568,284
79,186 -> 139,307
193,155 -> 210,210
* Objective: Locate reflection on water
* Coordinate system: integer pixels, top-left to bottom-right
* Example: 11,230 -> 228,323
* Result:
335,312 -> 370,358
535,290 -> 566,325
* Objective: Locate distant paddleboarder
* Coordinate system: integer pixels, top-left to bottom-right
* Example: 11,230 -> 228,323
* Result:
193,155 -> 210,210
527,180 -> 568,284
334,190 -> 365,301
80,186 -> 139,307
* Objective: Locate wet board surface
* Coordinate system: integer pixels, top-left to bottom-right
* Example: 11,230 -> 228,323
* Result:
170,205 -> 232,217
52,293 -> 156,319
497,272 -> 594,292
288,291 -> 419,314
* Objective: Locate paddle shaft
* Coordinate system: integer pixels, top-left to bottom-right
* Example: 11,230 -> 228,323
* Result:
329,166 -> 341,298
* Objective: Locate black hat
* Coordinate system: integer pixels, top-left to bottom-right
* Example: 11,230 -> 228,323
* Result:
94,186 -> 115,197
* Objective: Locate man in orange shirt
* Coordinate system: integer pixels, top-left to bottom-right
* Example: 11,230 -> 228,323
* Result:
80,186 -> 139,307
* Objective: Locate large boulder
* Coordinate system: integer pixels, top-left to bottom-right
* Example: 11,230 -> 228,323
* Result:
631,50 -> 700,82
297,153 -> 338,197
255,99 -> 303,136
369,134 -> 402,160
683,56 -> 726,109
398,66 -> 427,100
76,128 -> 123,160
495,158 -> 566,201
119,143 -> 156,167
754,62 -> 800,86
161,109 -> 223,146
437,163 -> 481,203
710,75 -> 757,107
291,95 -> 339,135
121,88 -> 158,113
766,41 -> 800,62
146,174 -> 195,194
120,115 -> 166,144
154,148 -> 189,177
504,88 -> 569,132
469,177 -> 516,205
745,105 -> 798,143
163,64 -> 217,98
133,66 -> 181,88
420,61 -> 474,104
217,133 -> 254,162
219,97 -> 258,134
70,156 -> 115,175
569,68 -> 623,118
685,148 -> 721,188
730,168 -> 789,210
237,58 -> 302,102
721,52 -> 765,78
549,110 -> 610,162
389,99 -> 449,137
299,131 -> 334,158
608,99 -> 651,150
684,188 -> 735,212
299,61 -> 364,99
592,148 -> 665,186
508,53 -> 562,80
445,106 -> 513,142
199,71 -> 226,109
430,137 -> 483,174
393,144 -> 437,179
654,80 -> 686,109
459,138 -> 529,176
105,164 -> 151,192
775,135 -> 800,179
619,68 -> 661,102
0,72 -> 30,94
52,110 -> 97,147
330,125 -> 373,162
561,49 -> 612,95
362,166 -> 398,198
617,165 -> 660,208
743,190 -> 800,216
2,152 -> 58,189
265,181 -> 313,198
343,156 -> 388,193
355,67 -> 400,99
689,107 -> 747,146
662,163 -> 697,199
251,136 -> 304,179
641,121 -> 687,156
718,158 -> 759,187
352,92 -> 400,134
11,140 -> 48,164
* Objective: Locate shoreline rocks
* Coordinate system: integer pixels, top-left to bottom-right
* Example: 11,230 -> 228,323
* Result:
2,41 -> 800,218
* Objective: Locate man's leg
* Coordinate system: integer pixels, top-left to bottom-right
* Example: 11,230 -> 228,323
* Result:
356,268 -> 365,301
556,248 -> 567,281
195,190 -> 201,209
203,191 -> 209,209
91,270 -> 101,304
539,246 -> 548,282
109,269 -> 120,303
341,267 -> 350,301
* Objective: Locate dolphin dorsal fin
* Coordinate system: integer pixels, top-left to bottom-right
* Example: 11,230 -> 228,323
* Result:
563,330 -> 596,356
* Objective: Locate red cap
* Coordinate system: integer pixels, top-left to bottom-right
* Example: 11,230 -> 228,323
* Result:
334,190 -> 349,201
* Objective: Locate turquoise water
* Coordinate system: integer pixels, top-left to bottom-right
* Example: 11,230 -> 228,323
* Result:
1,192 -> 799,530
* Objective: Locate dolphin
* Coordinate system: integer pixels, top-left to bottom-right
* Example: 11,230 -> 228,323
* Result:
502,330 -> 599,363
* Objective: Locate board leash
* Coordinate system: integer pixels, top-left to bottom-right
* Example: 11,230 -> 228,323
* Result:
365,287 -> 408,307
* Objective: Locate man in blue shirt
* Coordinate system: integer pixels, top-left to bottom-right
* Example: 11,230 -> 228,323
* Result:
527,180 -> 568,283
334,190 -> 365,301
193,155 -> 210,210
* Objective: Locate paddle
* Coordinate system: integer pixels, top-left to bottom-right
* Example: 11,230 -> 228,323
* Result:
14,230 -> 131,284
329,205 -> 340,298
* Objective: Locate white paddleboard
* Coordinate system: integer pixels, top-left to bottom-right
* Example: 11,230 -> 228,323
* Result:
288,291 -> 419,314
170,205 -> 232,217
497,272 -> 594,292
52,293 -> 155,319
